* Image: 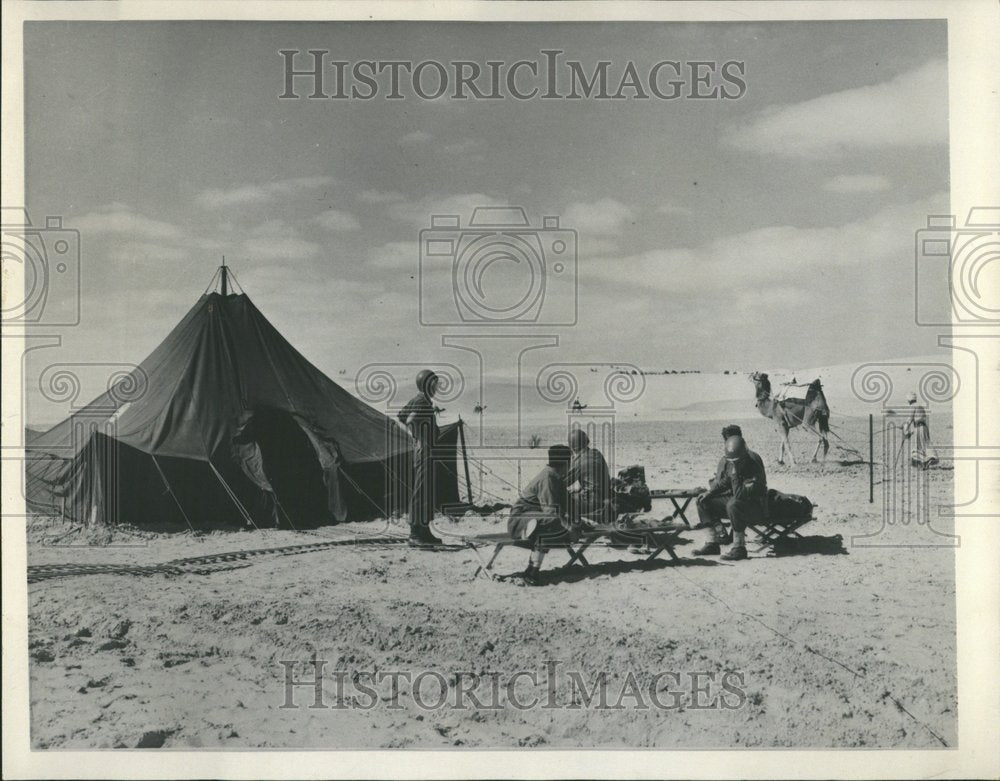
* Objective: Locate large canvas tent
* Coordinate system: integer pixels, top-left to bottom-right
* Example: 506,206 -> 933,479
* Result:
25,270 -> 466,530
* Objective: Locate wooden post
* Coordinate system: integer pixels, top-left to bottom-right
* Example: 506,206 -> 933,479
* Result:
457,415 -> 473,505
868,413 -> 874,503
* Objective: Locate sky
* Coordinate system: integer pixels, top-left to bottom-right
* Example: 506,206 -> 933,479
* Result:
21,20 -> 950,424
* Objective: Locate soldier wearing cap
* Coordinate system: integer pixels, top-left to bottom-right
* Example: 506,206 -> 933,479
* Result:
694,434 -> 767,561
397,369 -> 443,547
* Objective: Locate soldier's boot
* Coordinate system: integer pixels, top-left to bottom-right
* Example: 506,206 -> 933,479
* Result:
693,524 -> 724,556
721,529 -> 748,561
523,549 -> 545,585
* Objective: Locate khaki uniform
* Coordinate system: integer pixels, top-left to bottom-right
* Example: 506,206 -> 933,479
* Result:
698,450 -> 768,532
567,446 -> 612,523
508,465 -> 570,546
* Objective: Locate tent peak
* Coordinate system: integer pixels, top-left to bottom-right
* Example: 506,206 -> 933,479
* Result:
205,260 -> 245,296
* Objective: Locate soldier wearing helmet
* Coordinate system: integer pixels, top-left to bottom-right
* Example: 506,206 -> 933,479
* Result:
397,369 -> 443,547
694,434 -> 767,561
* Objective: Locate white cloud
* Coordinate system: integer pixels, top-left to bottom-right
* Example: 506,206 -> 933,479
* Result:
109,241 -> 189,262
240,219 -> 321,259
441,138 -> 484,158
577,236 -> 620,258
190,236 -> 232,252
564,198 -> 636,236
358,189 -> 406,204
241,265 -> 383,301
387,193 -> 508,227
196,176 -> 333,209
585,192 -> 948,298
656,201 -> 693,217
312,209 -> 360,232
72,204 -> 183,241
725,59 -> 948,157
367,241 -> 418,270
823,174 -> 892,194
241,236 -> 322,260
399,130 -> 433,146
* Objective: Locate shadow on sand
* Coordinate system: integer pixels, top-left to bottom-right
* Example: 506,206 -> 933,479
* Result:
526,554 -> 720,586
768,534 -> 849,557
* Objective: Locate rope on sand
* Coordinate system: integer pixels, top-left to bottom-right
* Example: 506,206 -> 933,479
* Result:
27,533 -> 414,584
665,565 -> 950,747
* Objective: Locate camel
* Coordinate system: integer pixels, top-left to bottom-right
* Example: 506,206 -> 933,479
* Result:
749,372 -> 830,465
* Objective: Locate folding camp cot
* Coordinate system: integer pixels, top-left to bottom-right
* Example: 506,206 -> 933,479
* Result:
453,524 -> 685,582
744,514 -> 814,552
647,488 -> 705,528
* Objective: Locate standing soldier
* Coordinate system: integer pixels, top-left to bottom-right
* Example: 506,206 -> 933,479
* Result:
904,392 -> 939,469
694,434 -> 767,561
397,369 -> 444,547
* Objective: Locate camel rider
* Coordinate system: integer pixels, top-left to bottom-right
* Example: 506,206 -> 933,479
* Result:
397,369 -> 443,547
567,428 -> 612,525
508,444 -> 574,585
695,435 -> 767,561
904,391 -> 939,469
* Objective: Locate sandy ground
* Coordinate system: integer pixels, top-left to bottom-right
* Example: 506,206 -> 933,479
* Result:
25,416 -> 956,749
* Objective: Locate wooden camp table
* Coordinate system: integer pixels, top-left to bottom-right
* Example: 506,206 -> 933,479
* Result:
452,524 -> 685,582
648,487 -> 706,528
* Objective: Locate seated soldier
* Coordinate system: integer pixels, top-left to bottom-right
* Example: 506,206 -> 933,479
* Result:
695,434 -> 767,561
508,444 -> 575,585
566,428 -> 613,525
703,424 -> 765,544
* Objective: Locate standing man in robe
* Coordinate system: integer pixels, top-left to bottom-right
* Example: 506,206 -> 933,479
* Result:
397,369 -> 444,547
904,392 -> 939,469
